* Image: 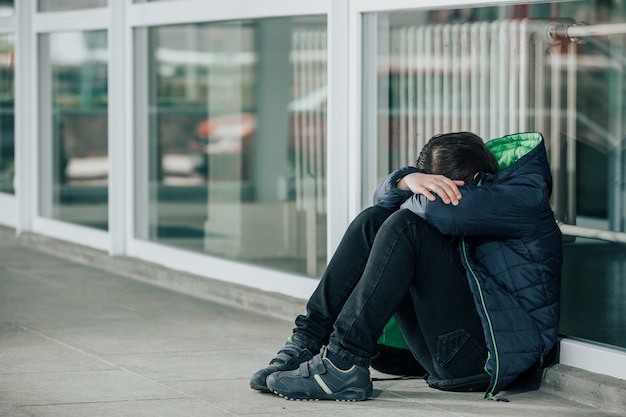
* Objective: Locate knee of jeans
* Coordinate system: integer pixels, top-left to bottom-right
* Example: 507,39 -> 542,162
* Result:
351,206 -> 392,229
378,209 -> 425,232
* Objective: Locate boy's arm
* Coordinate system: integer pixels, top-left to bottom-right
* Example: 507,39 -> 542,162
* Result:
374,167 -> 466,210
372,166 -> 420,211
400,173 -> 549,238
397,172 -> 464,206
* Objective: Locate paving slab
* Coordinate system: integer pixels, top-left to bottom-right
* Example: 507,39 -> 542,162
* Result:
105,348 -> 271,383
0,227 -> 623,417
21,399 -> 235,417
0,323 -> 115,374
0,370 -> 185,406
0,398 -> 34,417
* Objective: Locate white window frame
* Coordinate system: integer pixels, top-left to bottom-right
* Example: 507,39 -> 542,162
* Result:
349,0 -> 626,382
0,10 -> 17,227
15,0 -> 351,298
0,194 -> 15,227
26,2 -> 111,250
124,0 -> 345,300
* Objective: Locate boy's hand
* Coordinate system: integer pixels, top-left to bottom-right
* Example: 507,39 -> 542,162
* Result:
398,173 -> 464,206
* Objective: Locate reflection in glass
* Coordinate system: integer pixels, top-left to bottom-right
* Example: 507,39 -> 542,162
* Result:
39,0 -> 106,12
40,30 -> 108,230
561,241 -> 626,348
0,0 -> 13,17
135,17 -> 327,277
367,1 -> 626,349
0,34 -> 14,194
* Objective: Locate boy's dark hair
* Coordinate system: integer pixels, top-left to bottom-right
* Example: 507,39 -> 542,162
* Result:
416,132 -> 499,182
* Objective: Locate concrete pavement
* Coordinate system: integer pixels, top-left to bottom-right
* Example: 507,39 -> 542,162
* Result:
0,227 -> 623,417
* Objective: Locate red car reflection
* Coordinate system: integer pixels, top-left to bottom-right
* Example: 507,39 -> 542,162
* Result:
190,113 -> 256,180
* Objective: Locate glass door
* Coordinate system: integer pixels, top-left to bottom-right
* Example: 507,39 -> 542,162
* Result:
556,22 -> 626,351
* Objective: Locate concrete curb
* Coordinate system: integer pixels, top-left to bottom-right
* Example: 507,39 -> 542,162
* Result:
542,364 -> 626,415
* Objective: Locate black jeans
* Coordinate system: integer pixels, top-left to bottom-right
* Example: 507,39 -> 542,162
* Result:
293,206 -> 489,389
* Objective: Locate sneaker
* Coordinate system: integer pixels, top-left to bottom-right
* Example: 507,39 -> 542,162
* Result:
266,347 -> 373,401
250,337 -> 314,392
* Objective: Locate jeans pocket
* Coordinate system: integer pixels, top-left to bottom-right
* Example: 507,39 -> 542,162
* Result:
436,329 -> 487,378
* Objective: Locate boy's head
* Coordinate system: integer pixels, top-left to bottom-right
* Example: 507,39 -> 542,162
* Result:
416,132 -> 499,183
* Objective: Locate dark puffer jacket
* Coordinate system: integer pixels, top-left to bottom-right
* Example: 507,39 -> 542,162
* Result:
373,132 -> 562,397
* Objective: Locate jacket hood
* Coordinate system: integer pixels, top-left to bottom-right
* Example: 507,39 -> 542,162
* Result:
486,132 -> 543,170
485,132 -> 553,197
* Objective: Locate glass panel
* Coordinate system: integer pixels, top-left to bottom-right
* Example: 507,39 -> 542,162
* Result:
39,30 -> 108,230
366,1 -> 626,349
0,34 -> 14,194
0,0 -> 13,17
39,0 -> 106,12
135,16 -> 327,277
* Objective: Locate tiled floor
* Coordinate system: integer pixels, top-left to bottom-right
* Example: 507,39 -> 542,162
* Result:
0,233 -> 622,416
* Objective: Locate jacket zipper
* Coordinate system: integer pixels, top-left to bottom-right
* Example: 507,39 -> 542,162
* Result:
461,238 -> 500,398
